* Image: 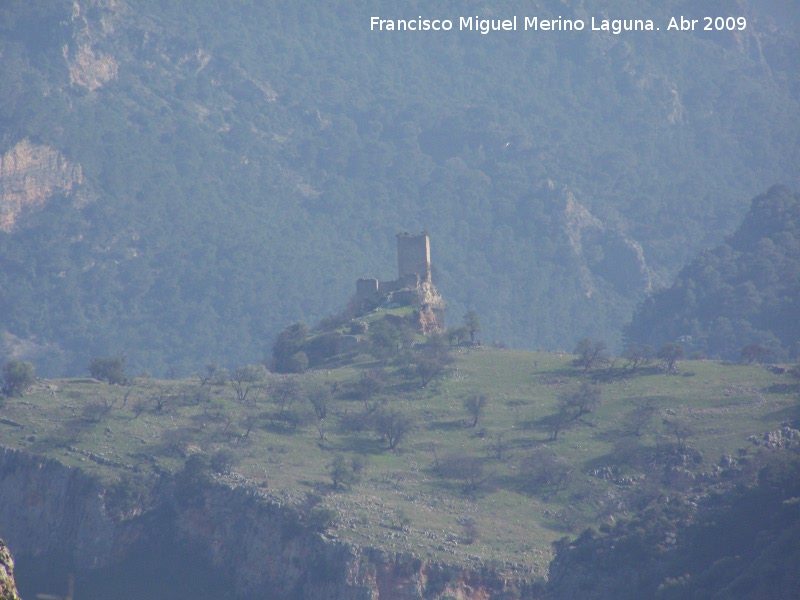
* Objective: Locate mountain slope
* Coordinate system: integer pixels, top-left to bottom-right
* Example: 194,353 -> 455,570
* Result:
2,344 -> 799,598
0,0 -> 798,375
626,185 -> 800,360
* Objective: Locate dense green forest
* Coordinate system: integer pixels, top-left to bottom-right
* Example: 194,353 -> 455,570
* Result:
0,0 -> 798,376
547,447 -> 800,599
626,185 -> 800,361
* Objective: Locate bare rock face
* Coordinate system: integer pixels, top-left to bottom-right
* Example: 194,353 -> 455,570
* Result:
62,0 -> 121,91
0,539 -> 21,600
0,139 -> 84,232
0,447 -> 534,599
561,189 -> 652,298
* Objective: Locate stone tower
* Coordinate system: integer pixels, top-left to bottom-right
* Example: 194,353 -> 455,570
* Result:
396,232 -> 431,282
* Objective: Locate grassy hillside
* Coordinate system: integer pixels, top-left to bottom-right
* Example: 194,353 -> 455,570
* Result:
2,346 -> 797,581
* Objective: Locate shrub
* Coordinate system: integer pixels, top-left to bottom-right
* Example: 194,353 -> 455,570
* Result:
519,449 -> 573,498
373,407 -> 414,450
271,322 -> 309,372
89,356 -> 127,384
210,448 -> 238,474
105,473 -> 152,519
328,454 -> 360,490
287,351 -> 308,374
2,360 -> 36,396
463,392 -> 488,427
306,506 -> 337,532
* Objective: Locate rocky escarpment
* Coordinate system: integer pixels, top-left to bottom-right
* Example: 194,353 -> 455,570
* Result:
561,189 -> 652,298
0,539 -> 21,600
62,0 -> 120,91
0,448 -> 534,599
0,139 -> 85,232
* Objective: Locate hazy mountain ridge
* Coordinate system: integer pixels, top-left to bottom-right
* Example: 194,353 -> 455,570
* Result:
0,0 -> 798,375
627,185 -> 800,360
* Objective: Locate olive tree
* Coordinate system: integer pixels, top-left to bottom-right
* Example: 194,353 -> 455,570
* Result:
2,360 -> 35,396
463,392 -> 488,428
573,338 -> 609,372
374,407 -> 414,450
89,356 -> 126,384
658,343 -> 684,372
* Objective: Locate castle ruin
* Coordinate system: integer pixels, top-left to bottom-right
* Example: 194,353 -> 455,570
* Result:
354,232 -> 445,333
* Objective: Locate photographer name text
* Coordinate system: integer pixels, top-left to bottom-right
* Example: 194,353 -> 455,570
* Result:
370,15 -> 748,35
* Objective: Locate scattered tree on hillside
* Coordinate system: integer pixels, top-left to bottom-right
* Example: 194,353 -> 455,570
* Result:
374,407 -> 414,450
463,310 -> 481,343
519,449 -> 573,498
562,383 -> 603,420
287,351 -> 308,374
460,516 -> 480,545
150,386 -> 172,413
200,363 -> 229,386
272,323 -> 310,373
437,454 -> 493,496
356,368 -> 385,412
740,343 -> 771,364
2,360 -> 35,397
368,319 -> 402,362
210,448 -> 238,474
270,376 -> 300,418
625,401 -> 659,437
665,418 -> 694,452
239,412 -> 258,440
89,356 -> 126,384
623,342 -> 655,372
308,383 -> 333,421
573,338 -> 609,372
447,325 -> 470,346
416,354 -> 449,387
549,405 -> 573,442
658,343 -> 684,372
463,392 -> 488,427
414,335 -> 454,387
82,395 -> 117,422
200,363 -> 221,386
492,427 -> 514,460
231,364 -> 267,403
328,454 -> 361,490
549,383 -> 603,441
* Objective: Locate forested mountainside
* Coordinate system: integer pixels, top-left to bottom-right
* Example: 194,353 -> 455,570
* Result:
0,0 -> 798,376
626,185 -> 800,361
546,446 -> 800,600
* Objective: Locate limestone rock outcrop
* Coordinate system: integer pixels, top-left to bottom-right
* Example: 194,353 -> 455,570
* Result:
0,539 -> 21,600
0,447 -> 529,599
0,139 -> 84,232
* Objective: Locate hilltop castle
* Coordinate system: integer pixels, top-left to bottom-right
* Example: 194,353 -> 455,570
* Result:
354,232 -> 445,333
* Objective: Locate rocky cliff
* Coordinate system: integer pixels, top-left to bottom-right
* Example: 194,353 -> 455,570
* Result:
0,448 -> 535,599
0,539 -> 21,600
0,139 -> 84,232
